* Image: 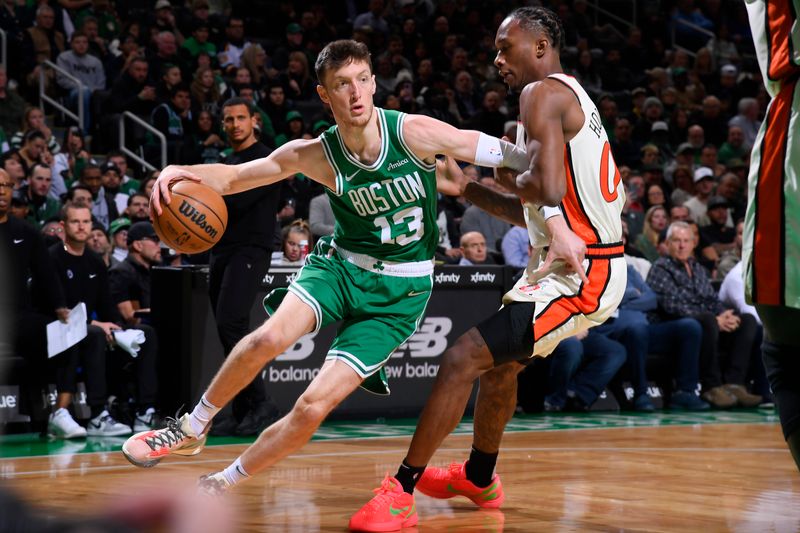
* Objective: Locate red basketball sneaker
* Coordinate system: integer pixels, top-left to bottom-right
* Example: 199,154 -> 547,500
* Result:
416,461 -> 505,508
122,413 -> 207,468
349,475 -> 418,532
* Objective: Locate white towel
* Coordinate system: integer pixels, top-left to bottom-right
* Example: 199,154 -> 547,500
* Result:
113,329 -> 146,358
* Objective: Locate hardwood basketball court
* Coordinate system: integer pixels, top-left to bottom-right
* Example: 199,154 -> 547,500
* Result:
1,411 -> 798,531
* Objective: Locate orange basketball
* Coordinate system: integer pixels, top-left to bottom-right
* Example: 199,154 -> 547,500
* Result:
152,180 -> 228,254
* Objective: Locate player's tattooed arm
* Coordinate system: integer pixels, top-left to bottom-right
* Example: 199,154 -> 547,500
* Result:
463,180 -> 526,228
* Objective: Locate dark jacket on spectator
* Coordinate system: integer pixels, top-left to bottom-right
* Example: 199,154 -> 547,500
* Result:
108,71 -> 157,117
647,255 -> 725,320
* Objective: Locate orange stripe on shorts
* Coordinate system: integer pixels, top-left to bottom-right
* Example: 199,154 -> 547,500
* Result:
532,258 -> 611,342
753,79 -> 796,305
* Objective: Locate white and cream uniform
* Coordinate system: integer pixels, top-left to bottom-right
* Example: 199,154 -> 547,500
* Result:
503,73 -> 628,358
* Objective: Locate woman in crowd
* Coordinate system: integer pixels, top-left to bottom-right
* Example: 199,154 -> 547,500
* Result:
10,107 -> 61,155
635,205 -> 670,262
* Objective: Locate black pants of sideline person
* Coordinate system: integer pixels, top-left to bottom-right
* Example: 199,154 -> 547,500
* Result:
209,246 -> 273,419
757,304 -> 800,471
693,312 -> 758,390
13,311 -> 78,398
78,324 -> 159,414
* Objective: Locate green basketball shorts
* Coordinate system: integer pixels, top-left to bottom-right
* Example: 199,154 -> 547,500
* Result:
264,236 -> 434,394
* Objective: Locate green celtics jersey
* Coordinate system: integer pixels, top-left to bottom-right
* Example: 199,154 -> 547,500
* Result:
318,108 -> 438,263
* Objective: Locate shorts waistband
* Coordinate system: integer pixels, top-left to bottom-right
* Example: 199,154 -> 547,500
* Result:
585,241 -> 624,258
330,241 -> 434,277
543,241 -> 625,259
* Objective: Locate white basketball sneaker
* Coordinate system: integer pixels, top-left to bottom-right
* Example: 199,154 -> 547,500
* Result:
121,413 -> 207,468
87,410 -> 133,437
48,408 -> 88,439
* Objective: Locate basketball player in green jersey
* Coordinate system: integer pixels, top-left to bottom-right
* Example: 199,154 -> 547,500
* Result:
121,39 -> 529,506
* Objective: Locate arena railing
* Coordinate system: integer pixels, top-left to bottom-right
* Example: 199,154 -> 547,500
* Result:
672,17 -> 715,58
119,111 -> 166,172
38,60 -> 85,127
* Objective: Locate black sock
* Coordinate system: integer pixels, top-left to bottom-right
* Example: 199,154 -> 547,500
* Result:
89,404 -> 105,419
395,460 -> 426,494
465,446 -> 498,488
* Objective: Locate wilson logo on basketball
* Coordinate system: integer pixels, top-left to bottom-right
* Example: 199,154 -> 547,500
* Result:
178,200 -> 219,238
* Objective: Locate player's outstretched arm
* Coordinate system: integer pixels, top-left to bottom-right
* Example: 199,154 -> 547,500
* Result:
512,81 -> 569,207
151,139 -> 333,214
402,114 -> 529,172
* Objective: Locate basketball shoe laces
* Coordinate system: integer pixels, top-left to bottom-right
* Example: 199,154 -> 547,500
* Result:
144,415 -> 187,452
365,476 -> 407,512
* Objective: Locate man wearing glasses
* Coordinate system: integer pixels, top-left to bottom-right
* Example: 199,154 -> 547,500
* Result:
108,220 -> 162,430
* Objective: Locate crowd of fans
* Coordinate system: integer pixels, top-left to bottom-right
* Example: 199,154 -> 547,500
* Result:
0,0 -> 773,438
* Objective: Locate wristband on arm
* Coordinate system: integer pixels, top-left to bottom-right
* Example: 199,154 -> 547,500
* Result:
473,132 -> 529,172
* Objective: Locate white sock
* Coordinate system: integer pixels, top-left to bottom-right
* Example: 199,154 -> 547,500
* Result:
221,457 -> 249,486
188,394 -> 220,435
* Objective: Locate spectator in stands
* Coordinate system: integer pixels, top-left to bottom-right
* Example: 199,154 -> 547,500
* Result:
100,161 -> 129,214
690,96 -> 727,146
1,152 -> 26,190
41,218 -> 64,246
647,221 -> 762,408
48,204 -> 133,436
282,51 -> 316,101
458,231 -> 496,266
240,44 -> 273,91
271,220 -> 313,266
308,192 -> 334,241
150,84 -> 194,164
543,330 -> 626,412
501,226 -> 530,270
669,165 -> 694,207
11,107 -> 61,155
686,124 -> 705,156
148,31 -> 181,86
190,67 -> 220,116
599,47 -> 634,93
109,221 -> 160,326
180,18 -> 216,69
644,183 -> 670,212
0,66 -> 26,137
63,184 -> 94,210
124,192 -> 150,224
699,144 -> 723,177
106,151 -> 139,195
109,217 -> 130,263
192,110 -> 225,164
108,57 -> 157,118
217,15 -> 250,77
717,219 -> 743,281
594,263 -> 709,411
79,16 -> 109,62
633,97 -> 665,144
155,63 -> 182,104
611,117 -> 640,169
56,30 -> 105,131
88,222 -> 117,268
263,82 -> 290,137
635,205 -> 669,262
684,166 -> 715,225
79,163 -> 118,229
718,124 -> 749,164
354,0 -> 390,36
460,176 -> 511,256
670,204 -> 692,223
17,130 -> 47,172
22,163 -> 59,228
51,126 -> 93,198
467,90 -> 506,138
152,0 -> 184,44
728,97 -> 760,149
1,169 -> 85,439
699,195 -> 736,269
274,110 -> 307,147
21,5 -> 65,93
